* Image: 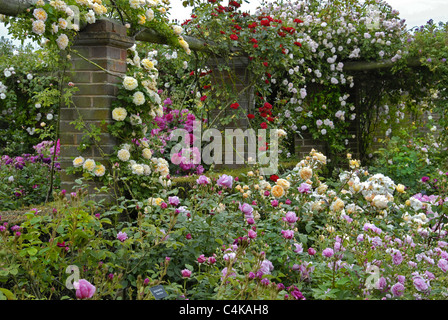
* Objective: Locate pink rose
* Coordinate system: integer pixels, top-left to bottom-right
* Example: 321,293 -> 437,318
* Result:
74,279 -> 96,299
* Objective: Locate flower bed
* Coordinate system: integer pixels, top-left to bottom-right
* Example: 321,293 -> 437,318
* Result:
1,149 -> 447,300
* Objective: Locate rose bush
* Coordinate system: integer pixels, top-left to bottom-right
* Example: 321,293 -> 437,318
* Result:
0,140 -> 61,210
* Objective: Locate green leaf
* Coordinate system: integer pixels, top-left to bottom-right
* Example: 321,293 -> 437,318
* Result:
0,288 -> 16,300
27,247 -> 38,256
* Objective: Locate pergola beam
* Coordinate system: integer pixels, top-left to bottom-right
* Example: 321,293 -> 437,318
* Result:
343,58 -> 421,72
0,0 -> 37,16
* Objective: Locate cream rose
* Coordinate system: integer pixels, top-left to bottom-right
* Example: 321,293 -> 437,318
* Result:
73,156 -> 85,168
32,20 -> 46,35
117,149 -> 131,162
33,8 -> 48,21
56,34 -> 69,50
123,76 -> 138,90
142,148 -> 152,160
112,107 -> 127,121
133,91 -> 145,106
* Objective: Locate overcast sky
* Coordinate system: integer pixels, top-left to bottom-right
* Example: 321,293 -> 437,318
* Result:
1,0 -> 447,46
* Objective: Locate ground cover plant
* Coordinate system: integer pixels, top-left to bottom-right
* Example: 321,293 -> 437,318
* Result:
0,0 -> 447,300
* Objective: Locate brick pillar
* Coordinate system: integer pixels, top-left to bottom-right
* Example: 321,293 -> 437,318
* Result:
208,57 -> 255,169
59,19 -> 134,199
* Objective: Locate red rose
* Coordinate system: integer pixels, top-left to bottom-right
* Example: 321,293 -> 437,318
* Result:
230,34 -> 238,40
250,38 -> 258,43
229,0 -> 240,7
260,19 -> 270,26
230,102 -> 239,109
247,114 -> 255,119
260,122 -> 268,129
263,62 -> 268,67
270,174 -> 279,182
200,95 -> 207,101
294,41 -> 302,47
220,30 -> 226,34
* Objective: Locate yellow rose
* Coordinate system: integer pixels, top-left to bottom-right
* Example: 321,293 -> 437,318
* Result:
83,159 -> 96,172
271,185 -> 285,198
299,167 -> 313,180
316,184 -> 328,195
349,159 -> 360,169
396,184 -> 405,193
330,198 -> 344,212
138,14 -> 146,25
141,58 -> 155,70
94,164 -> 106,177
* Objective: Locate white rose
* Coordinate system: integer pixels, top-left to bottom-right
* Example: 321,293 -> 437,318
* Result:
372,194 -> 389,209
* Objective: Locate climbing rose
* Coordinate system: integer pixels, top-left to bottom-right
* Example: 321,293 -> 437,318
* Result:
123,76 -> 138,90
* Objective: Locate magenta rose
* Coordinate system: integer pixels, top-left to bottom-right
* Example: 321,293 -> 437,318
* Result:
74,279 -> 96,299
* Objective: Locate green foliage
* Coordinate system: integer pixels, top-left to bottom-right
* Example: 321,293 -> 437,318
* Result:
369,122 -> 447,195
0,39 -> 60,155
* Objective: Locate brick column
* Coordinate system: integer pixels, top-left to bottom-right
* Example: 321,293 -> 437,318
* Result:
208,57 -> 255,169
59,19 -> 134,199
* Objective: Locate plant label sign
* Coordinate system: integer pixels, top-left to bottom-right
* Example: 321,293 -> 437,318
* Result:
150,285 -> 168,300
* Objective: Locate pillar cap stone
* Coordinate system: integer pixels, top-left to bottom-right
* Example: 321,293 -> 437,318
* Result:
74,19 -> 134,49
